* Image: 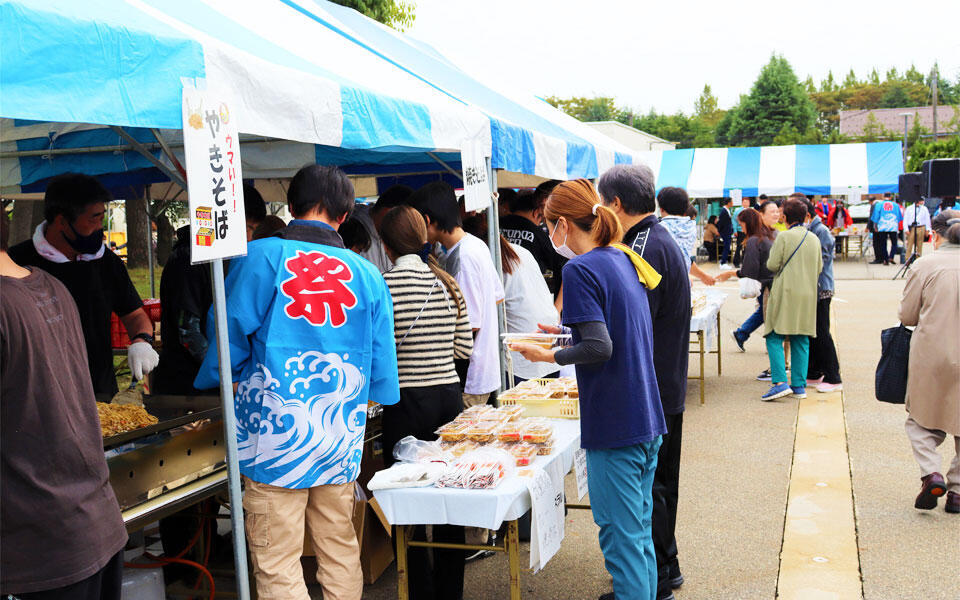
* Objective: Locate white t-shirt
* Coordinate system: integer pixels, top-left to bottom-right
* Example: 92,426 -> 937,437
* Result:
503,243 -> 560,380
445,233 -> 505,395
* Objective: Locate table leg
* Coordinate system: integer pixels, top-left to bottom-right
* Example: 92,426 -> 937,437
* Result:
396,525 -> 410,600
699,331 -> 705,405
507,519 -> 521,600
716,310 -> 722,376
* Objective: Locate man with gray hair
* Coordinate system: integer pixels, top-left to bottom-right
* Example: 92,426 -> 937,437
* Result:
599,164 -> 691,600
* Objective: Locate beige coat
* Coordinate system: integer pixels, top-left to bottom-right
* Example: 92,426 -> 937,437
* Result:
898,243 -> 960,435
764,226 -> 822,336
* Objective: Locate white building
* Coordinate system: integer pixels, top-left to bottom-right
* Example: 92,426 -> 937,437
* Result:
585,121 -> 677,152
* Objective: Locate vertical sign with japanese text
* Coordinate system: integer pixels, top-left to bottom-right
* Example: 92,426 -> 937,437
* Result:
573,447 -> 588,500
183,84 -> 247,264
460,137 -> 490,213
526,466 -> 565,573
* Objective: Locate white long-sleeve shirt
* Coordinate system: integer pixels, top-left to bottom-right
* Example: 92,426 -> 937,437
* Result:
903,203 -> 931,229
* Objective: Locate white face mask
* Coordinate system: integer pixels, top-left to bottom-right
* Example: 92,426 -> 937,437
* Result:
549,219 -> 577,259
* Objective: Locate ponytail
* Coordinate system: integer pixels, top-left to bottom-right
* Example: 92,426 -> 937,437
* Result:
382,205 -> 464,317
544,178 -> 623,247
591,204 -> 622,247
426,254 -> 464,318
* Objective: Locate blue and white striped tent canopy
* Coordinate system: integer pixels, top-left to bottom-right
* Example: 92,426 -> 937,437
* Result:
634,142 -> 903,198
0,0 -> 637,193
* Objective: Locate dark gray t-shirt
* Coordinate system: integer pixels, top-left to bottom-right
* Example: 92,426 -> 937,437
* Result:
1,268 -> 127,594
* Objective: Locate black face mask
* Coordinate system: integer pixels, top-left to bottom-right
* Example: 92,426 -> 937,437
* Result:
63,221 -> 104,254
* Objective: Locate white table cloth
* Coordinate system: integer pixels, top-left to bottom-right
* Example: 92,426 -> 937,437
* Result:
690,289 -> 728,351
373,419 -> 581,529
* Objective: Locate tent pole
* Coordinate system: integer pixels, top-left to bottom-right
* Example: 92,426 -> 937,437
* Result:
427,152 -> 464,182
209,258 -> 252,600
145,185 -> 155,298
109,126 -> 188,189
485,162 -> 508,391
151,128 -> 188,182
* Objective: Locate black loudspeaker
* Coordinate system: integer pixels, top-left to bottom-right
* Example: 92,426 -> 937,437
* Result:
921,158 -> 960,198
898,172 -> 923,205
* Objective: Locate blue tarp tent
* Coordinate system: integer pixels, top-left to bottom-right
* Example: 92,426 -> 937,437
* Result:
632,142 -> 903,197
0,0 -> 638,193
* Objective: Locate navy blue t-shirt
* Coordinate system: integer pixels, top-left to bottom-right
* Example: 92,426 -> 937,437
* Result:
562,247 -> 666,449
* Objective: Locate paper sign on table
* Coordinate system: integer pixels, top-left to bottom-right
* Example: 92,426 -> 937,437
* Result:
182,83 -> 247,264
526,467 -> 564,573
573,448 -> 588,500
460,137 -> 490,213
730,188 -> 742,203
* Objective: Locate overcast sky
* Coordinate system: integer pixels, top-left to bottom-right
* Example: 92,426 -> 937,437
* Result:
407,0 -> 960,115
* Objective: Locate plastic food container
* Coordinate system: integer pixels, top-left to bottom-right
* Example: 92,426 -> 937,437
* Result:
498,405 -> 525,421
466,421 -> 500,443
522,422 -> 554,444
497,422 -> 523,443
502,332 -> 570,350
435,421 -> 471,442
510,443 -> 540,466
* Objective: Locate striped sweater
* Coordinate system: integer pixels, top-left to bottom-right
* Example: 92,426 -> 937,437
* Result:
383,255 -> 473,388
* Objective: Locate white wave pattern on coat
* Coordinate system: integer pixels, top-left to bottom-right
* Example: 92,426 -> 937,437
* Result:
235,351 -> 367,488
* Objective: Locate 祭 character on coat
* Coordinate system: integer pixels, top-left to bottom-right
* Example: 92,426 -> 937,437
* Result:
195,165 -> 400,600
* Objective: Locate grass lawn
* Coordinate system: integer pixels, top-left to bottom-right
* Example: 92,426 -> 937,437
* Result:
127,266 -> 164,299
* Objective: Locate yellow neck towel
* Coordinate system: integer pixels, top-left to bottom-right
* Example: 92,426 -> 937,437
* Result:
611,243 -> 662,290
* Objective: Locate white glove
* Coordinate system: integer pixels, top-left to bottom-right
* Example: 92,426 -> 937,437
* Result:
128,340 -> 160,381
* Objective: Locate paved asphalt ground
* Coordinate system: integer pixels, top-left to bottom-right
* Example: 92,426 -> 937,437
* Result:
319,254 -> 959,600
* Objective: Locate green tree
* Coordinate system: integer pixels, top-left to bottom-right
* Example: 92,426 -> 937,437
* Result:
869,68 -> 881,85
885,67 -> 900,82
544,96 -> 619,122
907,111 -> 931,146
843,68 -> 859,88
861,113 -> 885,142
724,55 -> 817,146
331,0 -> 415,29
693,84 -> 721,126
772,123 -> 801,145
906,136 -> 960,172
881,83 -> 913,108
820,70 -> 838,92
904,64 -> 925,84
802,76 -> 817,94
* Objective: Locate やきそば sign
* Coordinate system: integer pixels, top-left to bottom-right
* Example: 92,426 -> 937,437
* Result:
183,85 -> 247,263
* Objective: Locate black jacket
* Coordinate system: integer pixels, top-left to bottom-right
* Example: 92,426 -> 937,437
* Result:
717,207 -> 733,239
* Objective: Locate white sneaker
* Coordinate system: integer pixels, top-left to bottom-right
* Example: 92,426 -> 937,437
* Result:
816,382 -> 843,393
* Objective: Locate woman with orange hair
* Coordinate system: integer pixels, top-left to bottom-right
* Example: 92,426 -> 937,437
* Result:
513,179 -> 666,600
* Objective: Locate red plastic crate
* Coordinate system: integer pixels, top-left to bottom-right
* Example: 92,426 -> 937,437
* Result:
143,298 -> 162,323
110,299 -> 161,349
111,313 -> 129,349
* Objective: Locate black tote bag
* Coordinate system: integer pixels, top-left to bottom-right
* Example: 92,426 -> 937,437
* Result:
875,324 -> 912,404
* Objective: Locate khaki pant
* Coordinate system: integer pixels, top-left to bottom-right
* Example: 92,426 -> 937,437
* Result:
462,392 -> 491,409
905,417 -> 960,493
243,477 -> 361,600
905,226 -> 926,257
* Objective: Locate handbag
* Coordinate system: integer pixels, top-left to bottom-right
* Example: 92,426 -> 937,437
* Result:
739,277 -> 761,299
875,324 -> 912,404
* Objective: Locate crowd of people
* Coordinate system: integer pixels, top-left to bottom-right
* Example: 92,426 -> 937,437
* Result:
2,164 -> 958,600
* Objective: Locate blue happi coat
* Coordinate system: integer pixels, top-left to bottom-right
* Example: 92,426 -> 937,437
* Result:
195,220 -> 399,489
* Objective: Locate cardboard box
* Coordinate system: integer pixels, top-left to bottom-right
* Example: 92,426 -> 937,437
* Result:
302,486 -> 394,585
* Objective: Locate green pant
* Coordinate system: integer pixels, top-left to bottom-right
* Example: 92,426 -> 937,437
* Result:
766,333 -> 809,388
